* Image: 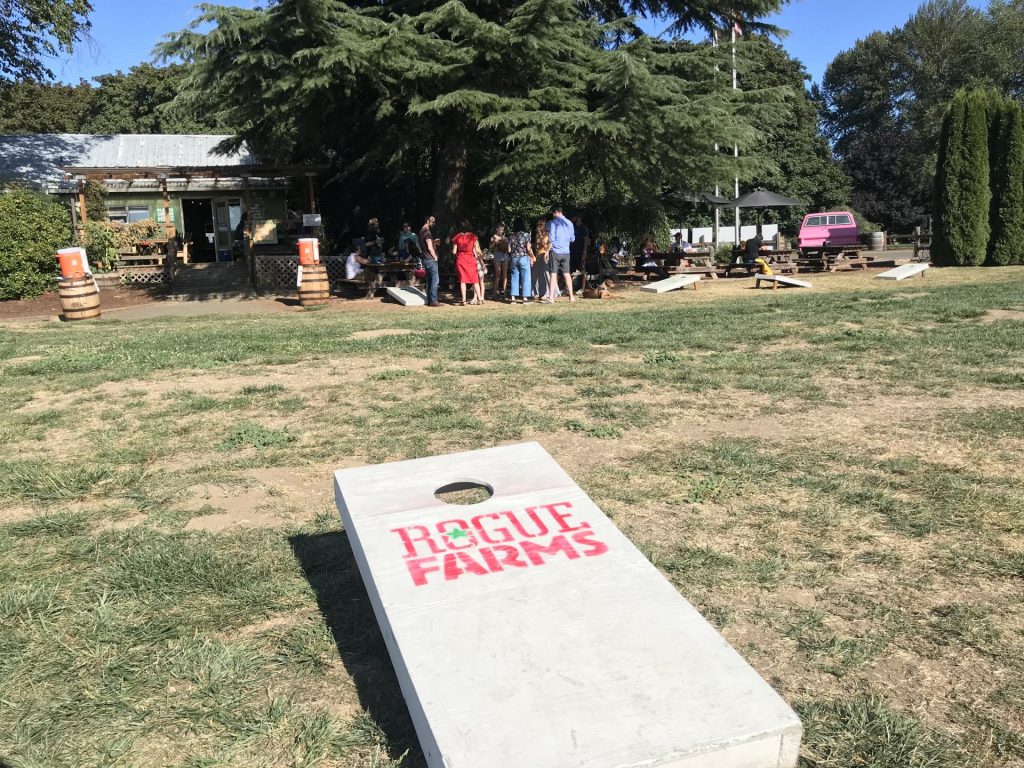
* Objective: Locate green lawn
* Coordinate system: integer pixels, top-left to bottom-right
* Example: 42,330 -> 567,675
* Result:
1,269 -> 1023,767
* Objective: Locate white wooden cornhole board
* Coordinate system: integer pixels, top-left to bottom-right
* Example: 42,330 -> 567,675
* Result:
334,442 -> 801,768
877,263 -> 930,280
755,274 -> 812,289
387,286 -> 428,306
641,274 -> 702,293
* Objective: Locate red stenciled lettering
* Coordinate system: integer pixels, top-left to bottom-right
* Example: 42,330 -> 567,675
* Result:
503,509 -> 549,538
490,544 -> 528,568
456,550 -> 489,576
478,547 -> 504,573
392,525 -> 446,558
470,513 -> 514,545
572,530 -> 609,558
520,535 -> 580,566
406,556 -> 441,586
541,501 -> 592,533
437,519 -> 477,550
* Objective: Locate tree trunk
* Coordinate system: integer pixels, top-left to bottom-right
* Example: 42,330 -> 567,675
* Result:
432,128 -> 468,244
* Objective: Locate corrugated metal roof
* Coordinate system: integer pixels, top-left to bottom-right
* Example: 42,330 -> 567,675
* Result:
0,134 -> 257,187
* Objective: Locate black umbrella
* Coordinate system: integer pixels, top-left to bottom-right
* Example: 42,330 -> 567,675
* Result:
728,188 -> 802,225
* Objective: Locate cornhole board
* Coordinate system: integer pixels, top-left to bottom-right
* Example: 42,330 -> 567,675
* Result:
640,274 -> 702,293
755,274 -> 812,290
386,286 -> 427,306
876,263 -> 930,280
334,442 -> 802,768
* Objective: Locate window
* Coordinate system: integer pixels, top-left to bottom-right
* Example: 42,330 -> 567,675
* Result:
106,207 -> 128,224
805,216 -> 824,227
834,215 -> 852,225
127,206 -> 151,223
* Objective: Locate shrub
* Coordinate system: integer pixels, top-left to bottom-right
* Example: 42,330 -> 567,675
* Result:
0,187 -> 73,299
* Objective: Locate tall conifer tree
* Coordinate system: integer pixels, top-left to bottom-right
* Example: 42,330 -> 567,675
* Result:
932,89 -> 990,266
987,99 -> 1024,266
162,0 -> 787,234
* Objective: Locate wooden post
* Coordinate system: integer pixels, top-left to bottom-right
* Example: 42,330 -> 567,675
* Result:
243,175 -> 256,289
307,173 -> 317,214
77,179 -> 88,236
162,178 -> 173,240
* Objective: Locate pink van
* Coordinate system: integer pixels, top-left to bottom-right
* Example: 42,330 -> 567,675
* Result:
798,211 -> 860,252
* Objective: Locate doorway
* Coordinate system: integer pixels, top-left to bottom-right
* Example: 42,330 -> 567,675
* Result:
182,198 -> 215,263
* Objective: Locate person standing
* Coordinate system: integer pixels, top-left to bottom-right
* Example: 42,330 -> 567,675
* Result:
508,218 -> 534,305
546,205 -> 576,303
489,224 -> 510,300
452,219 -> 483,305
418,215 -> 441,307
532,217 -> 551,300
569,215 -> 590,289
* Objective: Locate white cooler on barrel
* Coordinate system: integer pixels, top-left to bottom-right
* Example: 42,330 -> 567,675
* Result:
334,442 -> 801,768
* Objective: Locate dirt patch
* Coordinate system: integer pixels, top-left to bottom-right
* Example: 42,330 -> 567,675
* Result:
185,509 -> 284,532
3,355 -> 45,365
349,328 -> 421,340
0,505 -> 40,524
979,309 -> 1024,323
0,286 -> 167,323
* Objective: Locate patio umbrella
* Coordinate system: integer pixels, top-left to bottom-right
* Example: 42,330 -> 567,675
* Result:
728,188 -> 802,224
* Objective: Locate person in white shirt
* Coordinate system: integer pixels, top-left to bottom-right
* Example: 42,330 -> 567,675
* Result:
345,247 -> 370,280
671,232 -> 695,254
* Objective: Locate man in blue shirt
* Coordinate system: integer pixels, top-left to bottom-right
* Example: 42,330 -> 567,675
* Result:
545,205 -> 576,303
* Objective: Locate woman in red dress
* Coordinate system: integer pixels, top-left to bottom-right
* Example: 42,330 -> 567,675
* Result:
452,220 -> 484,305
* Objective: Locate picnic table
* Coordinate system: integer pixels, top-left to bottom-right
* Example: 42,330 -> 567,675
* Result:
620,251 -> 718,281
723,249 -> 798,276
796,245 -> 869,272
347,261 -> 421,299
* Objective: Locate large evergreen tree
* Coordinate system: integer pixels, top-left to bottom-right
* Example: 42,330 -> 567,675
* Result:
987,99 -> 1024,266
160,0 -> 788,236
932,89 -> 990,266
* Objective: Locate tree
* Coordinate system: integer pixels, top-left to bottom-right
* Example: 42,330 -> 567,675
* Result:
987,99 -> 1024,266
0,0 -> 92,81
0,187 -> 72,299
160,0 -> 788,238
932,90 -> 990,266
0,64 -> 218,134
817,0 -> 1024,232
737,36 -> 851,234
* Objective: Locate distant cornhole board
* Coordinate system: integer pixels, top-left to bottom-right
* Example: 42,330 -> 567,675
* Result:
755,274 -> 812,290
877,263 -> 930,281
640,274 -> 702,293
386,286 -> 427,306
334,442 -> 802,768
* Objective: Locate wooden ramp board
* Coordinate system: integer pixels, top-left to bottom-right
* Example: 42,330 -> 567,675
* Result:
755,274 -> 812,289
877,262 -> 930,280
386,286 -> 427,306
640,274 -> 702,293
334,442 -> 802,768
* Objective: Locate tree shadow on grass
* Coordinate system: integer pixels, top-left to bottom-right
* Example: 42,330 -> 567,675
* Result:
289,532 -> 427,768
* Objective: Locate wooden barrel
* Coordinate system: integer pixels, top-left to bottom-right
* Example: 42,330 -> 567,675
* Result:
869,231 -> 886,251
298,263 -> 330,307
58,276 -> 101,321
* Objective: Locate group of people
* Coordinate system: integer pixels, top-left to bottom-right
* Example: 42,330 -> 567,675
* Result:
449,206 -> 586,306
344,205 -> 596,307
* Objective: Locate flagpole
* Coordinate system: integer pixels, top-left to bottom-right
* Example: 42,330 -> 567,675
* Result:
712,29 -> 720,249
732,22 -> 740,244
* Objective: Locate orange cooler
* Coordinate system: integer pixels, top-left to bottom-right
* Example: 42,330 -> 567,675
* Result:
56,247 -> 89,279
298,238 -> 320,265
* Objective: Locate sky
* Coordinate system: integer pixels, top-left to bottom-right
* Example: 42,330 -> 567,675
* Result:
44,0 -> 987,87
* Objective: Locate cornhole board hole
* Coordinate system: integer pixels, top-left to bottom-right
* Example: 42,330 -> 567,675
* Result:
387,286 -> 427,306
755,274 -> 812,290
640,274 -> 702,293
877,263 -> 930,281
334,442 -> 802,768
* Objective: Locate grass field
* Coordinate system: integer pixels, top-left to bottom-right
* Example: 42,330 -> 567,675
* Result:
1,268 -> 1023,767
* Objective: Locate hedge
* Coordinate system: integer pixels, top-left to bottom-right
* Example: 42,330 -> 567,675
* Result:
0,188 -> 73,300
